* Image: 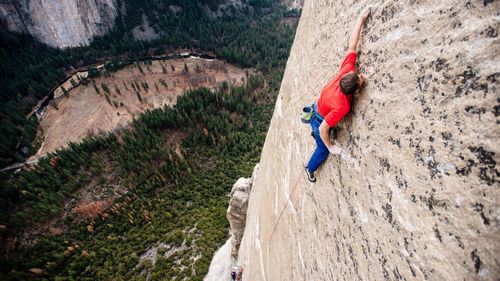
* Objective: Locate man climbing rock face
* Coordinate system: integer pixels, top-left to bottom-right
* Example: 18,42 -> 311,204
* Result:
305,6 -> 371,183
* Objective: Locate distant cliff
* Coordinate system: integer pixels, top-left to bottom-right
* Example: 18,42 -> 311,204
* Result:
0,0 -> 117,48
237,0 -> 499,280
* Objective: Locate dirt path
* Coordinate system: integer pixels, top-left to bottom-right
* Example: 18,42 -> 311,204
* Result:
33,58 -> 251,158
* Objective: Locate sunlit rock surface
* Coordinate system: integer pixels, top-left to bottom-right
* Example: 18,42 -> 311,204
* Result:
238,0 -> 499,280
0,0 -> 117,48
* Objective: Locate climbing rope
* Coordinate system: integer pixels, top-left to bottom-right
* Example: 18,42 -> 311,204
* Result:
265,110 -> 363,243
266,142 -> 385,242
268,169 -> 304,241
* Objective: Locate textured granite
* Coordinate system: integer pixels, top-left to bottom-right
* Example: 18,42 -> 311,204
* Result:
238,0 -> 499,280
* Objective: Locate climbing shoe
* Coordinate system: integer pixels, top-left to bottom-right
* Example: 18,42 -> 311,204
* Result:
305,167 -> 316,183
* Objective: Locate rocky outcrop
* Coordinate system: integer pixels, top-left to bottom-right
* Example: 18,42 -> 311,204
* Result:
226,164 -> 259,260
0,0 -> 117,48
238,0 -> 499,280
204,165 -> 258,280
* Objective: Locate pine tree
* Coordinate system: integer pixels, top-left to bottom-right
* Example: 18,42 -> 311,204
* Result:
92,81 -> 101,95
101,83 -> 110,94
136,62 -> 144,74
104,94 -> 112,105
114,85 -> 121,95
135,91 -> 143,103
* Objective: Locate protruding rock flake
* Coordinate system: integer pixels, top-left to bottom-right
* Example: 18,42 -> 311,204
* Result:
237,1 -> 499,280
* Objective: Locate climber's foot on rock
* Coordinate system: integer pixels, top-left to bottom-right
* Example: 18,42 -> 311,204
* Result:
305,167 -> 316,183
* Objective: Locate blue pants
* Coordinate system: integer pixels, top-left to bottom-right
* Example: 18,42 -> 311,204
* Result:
307,114 -> 329,172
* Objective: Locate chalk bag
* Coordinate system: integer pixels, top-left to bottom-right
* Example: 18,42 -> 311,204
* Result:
301,106 -> 312,123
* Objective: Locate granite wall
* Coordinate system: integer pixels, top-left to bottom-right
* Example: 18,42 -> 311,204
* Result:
238,0 -> 499,280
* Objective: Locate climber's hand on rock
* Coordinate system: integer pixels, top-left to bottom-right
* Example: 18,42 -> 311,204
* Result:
358,74 -> 365,87
360,6 -> 371,21
328,145 -> 344,155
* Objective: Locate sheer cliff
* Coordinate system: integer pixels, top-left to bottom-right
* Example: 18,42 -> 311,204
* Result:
0,0 -> 117,48
237,0 -> 499,280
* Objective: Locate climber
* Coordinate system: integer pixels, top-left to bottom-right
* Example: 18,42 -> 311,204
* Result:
231,265 -> 238,281
236,266 -> 243,281
305,6 -> 371,183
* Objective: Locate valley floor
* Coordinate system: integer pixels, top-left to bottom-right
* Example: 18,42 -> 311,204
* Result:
34,58 -> 250,158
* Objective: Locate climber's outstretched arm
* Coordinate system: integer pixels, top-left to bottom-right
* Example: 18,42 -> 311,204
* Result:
348,6 -> 371,52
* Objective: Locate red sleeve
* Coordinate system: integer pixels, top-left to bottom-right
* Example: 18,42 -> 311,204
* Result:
340,51 -> 357,70
324,109 -> 347,127
332,51 -> 357,82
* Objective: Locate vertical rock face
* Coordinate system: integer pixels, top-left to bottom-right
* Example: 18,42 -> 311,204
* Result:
0,0 -> 117,48
238,1 -> 499,280
227,165 -> 259,259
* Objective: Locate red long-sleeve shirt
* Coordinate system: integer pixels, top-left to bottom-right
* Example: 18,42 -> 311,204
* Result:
317,51 -> 356,127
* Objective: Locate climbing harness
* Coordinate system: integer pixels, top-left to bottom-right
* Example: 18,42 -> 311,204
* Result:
311,102 -> 324,122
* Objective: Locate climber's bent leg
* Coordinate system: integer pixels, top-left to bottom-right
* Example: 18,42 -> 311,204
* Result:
307,116 -> 329,173
307,135 -> 329,172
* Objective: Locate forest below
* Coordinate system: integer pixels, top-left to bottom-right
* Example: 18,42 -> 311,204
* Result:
0,0 -> 299,279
